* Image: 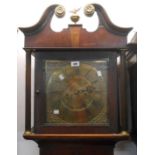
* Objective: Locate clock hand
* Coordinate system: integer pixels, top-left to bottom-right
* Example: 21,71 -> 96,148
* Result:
84,69 -> 92,77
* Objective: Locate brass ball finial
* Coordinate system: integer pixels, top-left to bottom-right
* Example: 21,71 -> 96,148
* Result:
55,5 -> 65,18
84,4 -> 95,17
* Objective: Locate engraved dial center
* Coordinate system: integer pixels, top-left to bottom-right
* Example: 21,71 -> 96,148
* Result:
62,75 -> 94,111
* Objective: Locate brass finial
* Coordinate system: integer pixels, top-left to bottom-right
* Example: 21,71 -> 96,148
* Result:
84,4 -> 95,17
70,8 -> 81,24
55,5 -> 65,18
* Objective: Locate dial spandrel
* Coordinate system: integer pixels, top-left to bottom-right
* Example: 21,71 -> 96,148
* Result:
45,59 -> 110,126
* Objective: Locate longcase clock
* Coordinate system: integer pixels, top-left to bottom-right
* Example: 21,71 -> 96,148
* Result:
19,4 -> 133,155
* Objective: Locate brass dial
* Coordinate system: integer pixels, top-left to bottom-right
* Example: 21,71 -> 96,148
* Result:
45,60 -> 109,125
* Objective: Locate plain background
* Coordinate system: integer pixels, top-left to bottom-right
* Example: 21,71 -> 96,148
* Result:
1,0 -> 155,155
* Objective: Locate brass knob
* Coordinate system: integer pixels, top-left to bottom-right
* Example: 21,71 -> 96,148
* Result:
84,4 -> 95,17
55,5 -> 65,18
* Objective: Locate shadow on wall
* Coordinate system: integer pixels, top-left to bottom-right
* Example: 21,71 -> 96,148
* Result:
114,141 -> 137,155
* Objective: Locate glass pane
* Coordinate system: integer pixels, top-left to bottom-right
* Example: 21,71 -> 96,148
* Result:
45,59 -> 109,126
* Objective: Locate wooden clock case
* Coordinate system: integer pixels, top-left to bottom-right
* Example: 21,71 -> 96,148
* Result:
19,4 -> 133,155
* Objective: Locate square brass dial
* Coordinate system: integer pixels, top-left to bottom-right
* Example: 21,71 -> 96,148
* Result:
45,59 -> 110,126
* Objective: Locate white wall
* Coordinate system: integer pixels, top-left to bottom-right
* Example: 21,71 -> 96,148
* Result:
17,1 -> 137,155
